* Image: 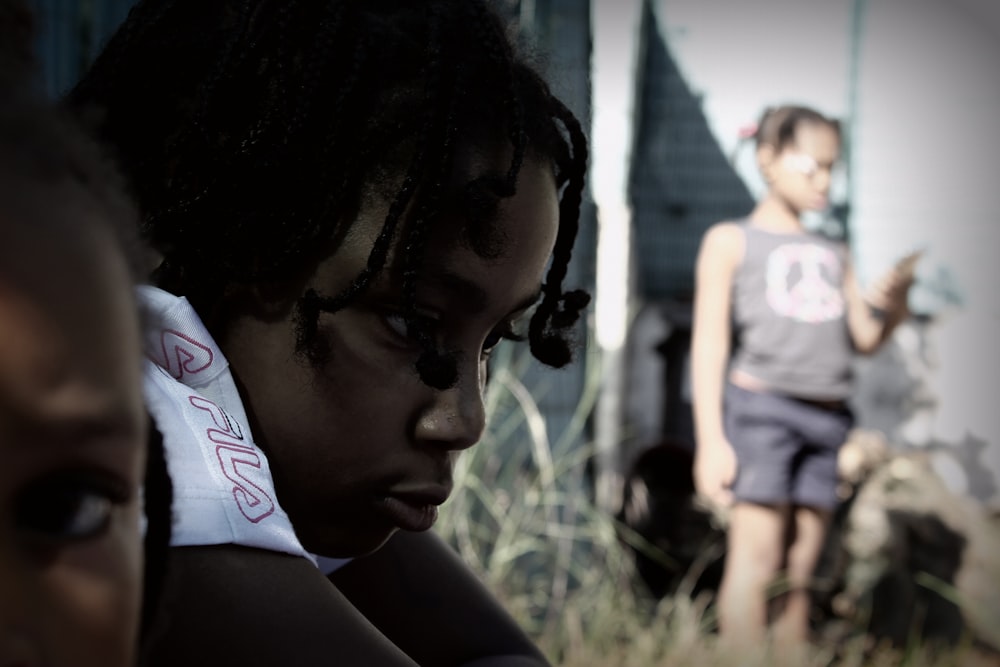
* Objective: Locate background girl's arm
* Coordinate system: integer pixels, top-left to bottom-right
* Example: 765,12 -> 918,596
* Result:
330,530 -> 551,666
843,254 -> 916,355
690,222 -> 743,509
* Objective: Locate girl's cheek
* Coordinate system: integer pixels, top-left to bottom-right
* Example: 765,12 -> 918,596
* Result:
66,501 -> 144,595
41,508 -> 143,667
323,316 -> 419,378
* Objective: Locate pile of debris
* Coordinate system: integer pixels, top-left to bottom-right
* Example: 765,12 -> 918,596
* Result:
618,429 -> 1000,653
817,429 -> 1000,652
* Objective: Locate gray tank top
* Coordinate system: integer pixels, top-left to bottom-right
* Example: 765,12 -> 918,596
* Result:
730,222 -> 853,400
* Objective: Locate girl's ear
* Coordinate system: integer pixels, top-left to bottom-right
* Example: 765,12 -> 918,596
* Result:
756,144 -> 777,183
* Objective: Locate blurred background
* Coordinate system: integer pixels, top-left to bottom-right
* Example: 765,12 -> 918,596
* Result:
28,0 -> 1000,663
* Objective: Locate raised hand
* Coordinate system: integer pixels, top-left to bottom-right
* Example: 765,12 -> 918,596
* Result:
865,249 -> 922,315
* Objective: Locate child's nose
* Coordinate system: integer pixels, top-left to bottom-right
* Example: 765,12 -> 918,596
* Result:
812,167 -> 833,191
414,365 -> 487,451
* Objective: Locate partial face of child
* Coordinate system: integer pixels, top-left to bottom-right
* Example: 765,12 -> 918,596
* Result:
0,194 -> 146,667
218,146 -> 559,557
763,121 -> 841,213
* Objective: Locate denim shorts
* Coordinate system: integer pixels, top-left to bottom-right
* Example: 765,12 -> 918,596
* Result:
724,383 -> 853,510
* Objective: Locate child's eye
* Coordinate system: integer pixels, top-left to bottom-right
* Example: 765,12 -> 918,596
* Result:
384,313 -> 410,339
482,324 -> 525,356
15,471 -> 129,543
782,152 -> 819,176
383,311 -> 439,346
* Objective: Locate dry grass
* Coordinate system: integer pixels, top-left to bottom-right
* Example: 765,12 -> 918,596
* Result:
436,341 -> 1000,667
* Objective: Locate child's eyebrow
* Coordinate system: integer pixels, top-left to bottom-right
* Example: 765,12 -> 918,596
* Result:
12,404 -> 140,451
422,268 -> 541,316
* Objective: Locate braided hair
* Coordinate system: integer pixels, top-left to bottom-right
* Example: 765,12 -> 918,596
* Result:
67,0 -> 590,389
755,104 -> 841,153
0,0 -> 36,91
140,416 -> 173,642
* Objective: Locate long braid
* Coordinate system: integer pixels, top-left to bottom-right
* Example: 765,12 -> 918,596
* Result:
402,3 -> 463,390
151,0 -> 253,222
467,2 -> 525,196
295,0 -> 349,159
192,0 -> 254,147
269,0 -> 296,141
529,94 -> 590,367
278,2 -> 354,261
140,415 -> 173,642
0,0 -> 36,90
294,106 -> 430,361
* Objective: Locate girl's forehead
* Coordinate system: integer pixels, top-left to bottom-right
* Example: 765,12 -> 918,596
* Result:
361,145 -> 556,258
0,198 -> 138,358
371,156 -> 555,281
791,122 -> 840,148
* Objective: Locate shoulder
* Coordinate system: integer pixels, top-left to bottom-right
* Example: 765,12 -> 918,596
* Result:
329,531 -> 547,666
143,545 -> 416,666
697,221 -> 745,266
143,359 -> 310,558
703,220 -> 744,241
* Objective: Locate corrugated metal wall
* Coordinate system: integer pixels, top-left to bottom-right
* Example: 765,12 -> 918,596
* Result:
629,0 -> 753,302
30,0 -> 137,97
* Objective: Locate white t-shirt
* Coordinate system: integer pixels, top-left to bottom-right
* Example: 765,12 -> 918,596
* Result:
139,285 -> 350,573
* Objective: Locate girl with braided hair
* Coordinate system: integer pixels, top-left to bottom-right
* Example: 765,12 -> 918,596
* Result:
69,0 -> 589,664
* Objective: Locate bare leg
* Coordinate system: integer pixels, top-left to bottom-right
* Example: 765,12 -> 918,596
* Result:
717,502 -> 788,652
771,505 -> 831,651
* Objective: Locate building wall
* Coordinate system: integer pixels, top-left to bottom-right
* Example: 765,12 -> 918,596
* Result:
629,0 -> 755,302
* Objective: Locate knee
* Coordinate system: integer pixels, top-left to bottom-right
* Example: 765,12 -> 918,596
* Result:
784,522 -> 831,582
726,536 -> 785,581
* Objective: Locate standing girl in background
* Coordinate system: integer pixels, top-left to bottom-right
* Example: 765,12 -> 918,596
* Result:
68,1 -> 589,665
691,105 -> 914,657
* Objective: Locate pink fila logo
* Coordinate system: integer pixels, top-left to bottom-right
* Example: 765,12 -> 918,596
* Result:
156,329 -> 214,380
188,395 -> 276,523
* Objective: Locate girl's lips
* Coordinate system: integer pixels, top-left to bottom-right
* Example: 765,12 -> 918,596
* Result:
379,496 -> 440,532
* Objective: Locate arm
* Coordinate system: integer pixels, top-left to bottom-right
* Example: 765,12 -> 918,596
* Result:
142,545 -> 419,667
689,223 -> 742,509
329,530 -> 550,667
843,257 -> 914,355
